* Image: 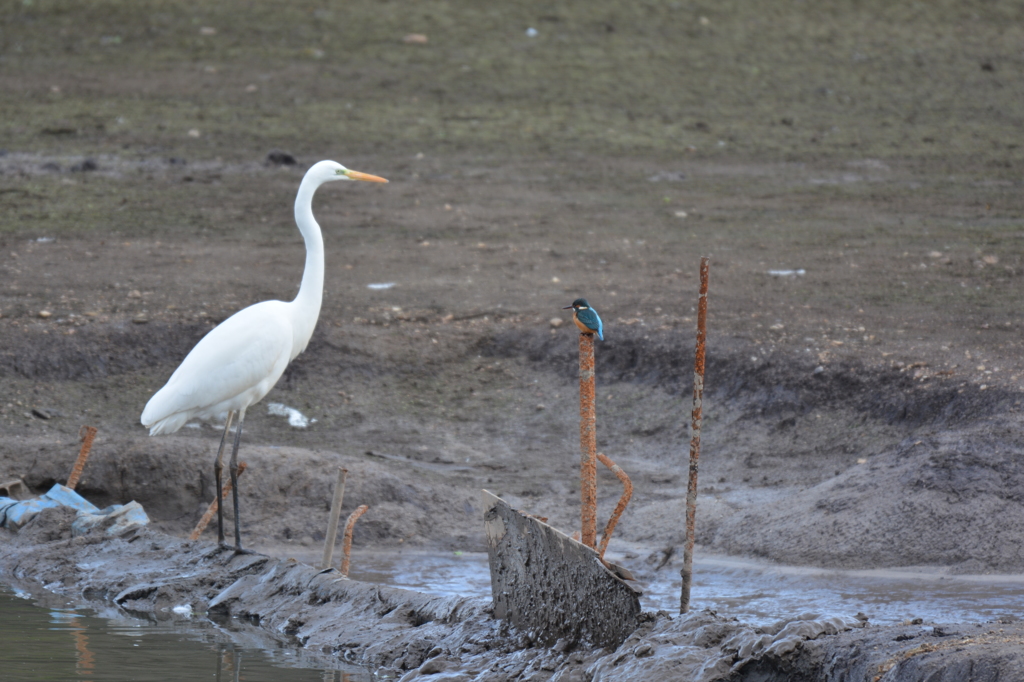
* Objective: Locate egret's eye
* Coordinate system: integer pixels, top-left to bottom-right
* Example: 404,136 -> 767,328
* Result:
335,169 -> 346,176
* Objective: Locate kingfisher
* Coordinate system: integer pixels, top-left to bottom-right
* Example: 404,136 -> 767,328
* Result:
563,298 -> 604,340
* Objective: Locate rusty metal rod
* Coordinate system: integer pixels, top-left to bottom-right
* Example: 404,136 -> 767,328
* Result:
320,467 -> 349,569
681,256 -> 710,614
339,504 -> 369,576
578,331 -> 598,548
596,453 -> 633,561
189,462 -> 247,541
66,426 -> 98,490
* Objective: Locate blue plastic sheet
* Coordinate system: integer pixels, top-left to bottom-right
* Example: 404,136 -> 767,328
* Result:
2,484 -> 147,535
3,497 -> 62,531
42,484 -> 100,514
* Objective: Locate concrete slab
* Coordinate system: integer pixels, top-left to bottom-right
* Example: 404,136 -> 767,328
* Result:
482,489 -> 641,650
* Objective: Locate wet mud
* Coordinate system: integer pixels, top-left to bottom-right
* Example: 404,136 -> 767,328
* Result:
6,508 -> 1024,682
3,1 -> 1024,679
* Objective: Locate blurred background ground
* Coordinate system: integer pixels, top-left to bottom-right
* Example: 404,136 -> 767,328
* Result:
1,1 -> 1023,577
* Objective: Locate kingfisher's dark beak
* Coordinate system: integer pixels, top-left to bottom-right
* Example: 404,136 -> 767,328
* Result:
562,305 -> 574,310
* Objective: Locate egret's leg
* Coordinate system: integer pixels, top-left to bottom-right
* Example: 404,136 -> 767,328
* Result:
228,410 -> 246,550
213,411 -> 236,546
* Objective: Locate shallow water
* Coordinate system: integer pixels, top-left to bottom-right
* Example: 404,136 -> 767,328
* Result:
0,585 -> 369,682
348,550 -> 1024,626
7,550 -> 1022,681
647,557 -> 1024,625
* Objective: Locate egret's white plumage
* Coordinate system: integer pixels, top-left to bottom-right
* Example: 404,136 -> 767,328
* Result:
141,303 -> 294,434
140,159 -> 387,548
141,160 -> 387,435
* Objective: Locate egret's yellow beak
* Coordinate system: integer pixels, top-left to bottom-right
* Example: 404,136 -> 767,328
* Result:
343,169 -> 388,183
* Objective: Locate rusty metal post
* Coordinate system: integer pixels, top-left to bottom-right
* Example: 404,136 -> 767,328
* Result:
596,453 -> 633,561
320,467 -> 349,569
189,462 -> 247,541
66,426 -> 98,490
681,256 -> 710,614
578,332 -> 598,548
339,504 -> 369,576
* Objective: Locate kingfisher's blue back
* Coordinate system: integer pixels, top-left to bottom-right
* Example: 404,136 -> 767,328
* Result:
574,306 -> 604,340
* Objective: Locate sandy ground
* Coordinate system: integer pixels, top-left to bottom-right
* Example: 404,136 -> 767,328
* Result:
2,1 -> 1024,679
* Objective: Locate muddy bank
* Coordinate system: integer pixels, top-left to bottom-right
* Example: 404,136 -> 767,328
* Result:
2,0 -> 1024,678
4,507 -> 1024,682
3,326 -> 1024,576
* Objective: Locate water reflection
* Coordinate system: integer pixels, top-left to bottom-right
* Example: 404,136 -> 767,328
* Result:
8,549 -> 1023,680
644,557 -> 1024,625
0,586 -> 369,682
350,549 -> 1024,626
349,550 -> 493,599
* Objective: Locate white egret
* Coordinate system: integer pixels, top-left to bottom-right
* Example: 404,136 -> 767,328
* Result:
141,160 -> 388,550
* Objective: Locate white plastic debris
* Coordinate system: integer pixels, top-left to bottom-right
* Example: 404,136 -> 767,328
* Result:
172,604 -> 193,617
72,501 -> 150,537
268,402 -> 316,428
367,282 -> 396,290
767,269 -> 806,277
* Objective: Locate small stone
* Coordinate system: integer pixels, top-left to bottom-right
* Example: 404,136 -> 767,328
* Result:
535,404 -> 546,411
127,289 -> 142,298
132,315 -> 149,324
634,643 -> 653,658
813,366 -> 825,374
418,656 -> 447,675
38,310 -> 52,319
403,33 -> 428,44
266,150 -> 297,166
187,129 -> 201,138
70,159 -> 98,172
549,318 -> 563,328
31,408 -> 51,420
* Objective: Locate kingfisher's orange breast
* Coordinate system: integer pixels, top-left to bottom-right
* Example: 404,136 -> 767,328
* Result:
573,312 -> 593,333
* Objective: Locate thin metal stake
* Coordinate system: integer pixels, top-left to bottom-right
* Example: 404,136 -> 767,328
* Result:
320,467 -> 349,569
578,332 -> 598,548
340,504 -> 369,577
596,453 -> 633,561
66,426 -> 98,490
681,256 -> 710,614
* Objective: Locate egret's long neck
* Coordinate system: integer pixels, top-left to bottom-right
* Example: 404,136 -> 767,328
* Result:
290,175 -> 326,356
